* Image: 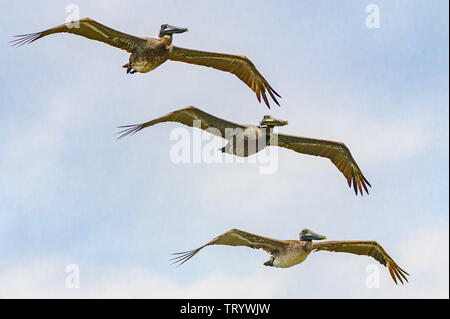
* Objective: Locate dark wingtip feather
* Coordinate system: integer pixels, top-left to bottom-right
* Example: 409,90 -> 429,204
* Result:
169,249 -> 199,267
116,123 -> 144,139
361,178 -> 369,194
266,86 -> 280,107
261,91 -> 270,109
398,265 -> 410,277
397,266 -> 410,282
388,266 -> 398,285
268,84 -> 282,98
362,175 -> 372,188
255,90 -> 262,103
392,267 -> 404,285
356,177 -> 363,196
10,33 -> 41,47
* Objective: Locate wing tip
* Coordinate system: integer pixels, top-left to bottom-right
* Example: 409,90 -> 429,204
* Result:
265,84 -> 281,107
349,172 -> 371,196
169,249 -> 199,267
388,262 -> 409,285
10,32 -> 41,47
116,123 -> 144,139
261,91 -> 270,109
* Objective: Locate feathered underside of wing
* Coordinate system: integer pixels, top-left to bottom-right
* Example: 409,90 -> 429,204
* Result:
169,46 -> 281,109
11,17 -> 146,53
117,106 -> 246,139
312,240 -> 409,284
171,228 -> 287,267
274,134 -> 371,196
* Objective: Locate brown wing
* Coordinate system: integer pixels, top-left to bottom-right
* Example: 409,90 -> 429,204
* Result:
274,134 -> 371,196
117,106 -> 247,139
11,17 -> 146,53
312,240 -> 409,284
171,228 -> 288,266
169,46 -> 281,109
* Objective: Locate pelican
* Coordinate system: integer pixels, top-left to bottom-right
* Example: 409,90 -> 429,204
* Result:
117,106 -> 371,195
171,228 -> 409,285
11,18 -> 280,108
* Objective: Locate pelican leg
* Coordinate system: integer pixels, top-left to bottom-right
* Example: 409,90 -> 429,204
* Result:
123,63 -> 137,74
264,257 -> 274,267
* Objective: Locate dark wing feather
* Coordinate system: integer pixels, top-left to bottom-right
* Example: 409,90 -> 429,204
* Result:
312,240 -> 409,284
117,106 -> 247,139
11,17 -> 146,53
274,134 -> 371,196
169,46 -> 280,109
171,228 -> 287,266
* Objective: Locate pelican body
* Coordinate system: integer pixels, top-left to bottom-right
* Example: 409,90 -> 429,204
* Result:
219,115 -> 288,157
123,24 -> 187,74
118,106 -> 371,195
266,240 -> 312,268
172,228 -> 409,284
12,18 -> 280,108
259,229 -> 323,268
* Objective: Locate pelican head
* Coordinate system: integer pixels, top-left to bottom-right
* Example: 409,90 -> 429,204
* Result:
299,229 -> 327,241
159,24 -> 189,37
259,115 -> 288,128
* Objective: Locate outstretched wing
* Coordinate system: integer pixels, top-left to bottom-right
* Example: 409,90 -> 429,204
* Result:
169,46 -> 281,109
312,240 -> 409,284
117,106 -> 247,139
11,17 -> 146,53
274,134 -> 371,196
171,228 -> 288,266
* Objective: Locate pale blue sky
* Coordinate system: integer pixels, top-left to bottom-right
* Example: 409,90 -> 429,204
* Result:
0,0 -> 448,298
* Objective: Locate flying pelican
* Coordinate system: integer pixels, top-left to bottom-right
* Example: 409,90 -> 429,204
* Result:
117,106 -> 371,195
11,18 -> 280,108
171,228 -> 409,285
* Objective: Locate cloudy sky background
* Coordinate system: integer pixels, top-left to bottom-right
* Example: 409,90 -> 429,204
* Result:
0,0 -> 448,298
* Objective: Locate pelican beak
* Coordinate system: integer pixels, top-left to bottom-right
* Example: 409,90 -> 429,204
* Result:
160,25 -> 189,37
301,230 -> 327,241
260,116 -> 288,127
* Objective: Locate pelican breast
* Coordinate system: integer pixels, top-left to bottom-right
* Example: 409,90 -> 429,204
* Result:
130,39 -> 169,73
225,125 -> 270,157
273,241 -> 311,268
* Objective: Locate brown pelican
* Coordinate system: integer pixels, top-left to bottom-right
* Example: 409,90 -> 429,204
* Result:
11,18 -> 280,108
117,106 -> 371,195
171,228 -> 409,285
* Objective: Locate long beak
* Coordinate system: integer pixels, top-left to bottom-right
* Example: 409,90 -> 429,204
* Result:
303,231 -> 327,241
260,118 -> 288,127
160,25 -> 189,37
